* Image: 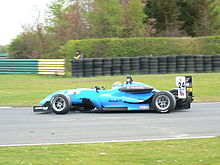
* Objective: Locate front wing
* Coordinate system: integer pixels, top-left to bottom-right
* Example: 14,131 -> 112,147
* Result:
33,102 -> 51,112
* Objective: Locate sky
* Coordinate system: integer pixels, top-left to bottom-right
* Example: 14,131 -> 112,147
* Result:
0,0 -> 52,45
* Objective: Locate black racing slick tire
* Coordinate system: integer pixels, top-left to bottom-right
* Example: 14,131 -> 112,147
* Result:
51,94 -> 71,114
151,91 -> 176,113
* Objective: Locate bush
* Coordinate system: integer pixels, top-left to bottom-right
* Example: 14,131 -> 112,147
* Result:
60,36 -> 220,60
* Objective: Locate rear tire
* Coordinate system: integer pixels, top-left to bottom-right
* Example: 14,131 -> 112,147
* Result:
151,91 -> 176,113
51,94 -> 71,114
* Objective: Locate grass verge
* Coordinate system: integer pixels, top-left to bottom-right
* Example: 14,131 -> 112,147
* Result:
0,73 -> 220,106
0,137 -> 219,165
0,73 -> 220,164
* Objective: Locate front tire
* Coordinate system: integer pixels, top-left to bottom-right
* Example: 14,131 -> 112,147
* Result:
151,91 -> 176,113
51,94 -> 71,114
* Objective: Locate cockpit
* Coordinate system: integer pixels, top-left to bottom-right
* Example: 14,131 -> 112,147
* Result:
112,76 -> 133,89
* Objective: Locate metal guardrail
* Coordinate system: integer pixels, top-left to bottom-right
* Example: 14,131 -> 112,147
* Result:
71,55 -> 220,77
38,59 -> 65,75
0,53 -> 8,59
0,59 -> 65,75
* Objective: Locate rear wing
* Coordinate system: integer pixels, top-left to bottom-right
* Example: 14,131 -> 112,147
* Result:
176,76 -> 193,98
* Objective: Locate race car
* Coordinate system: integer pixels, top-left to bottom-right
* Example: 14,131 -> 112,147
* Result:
33,76 -> 193,114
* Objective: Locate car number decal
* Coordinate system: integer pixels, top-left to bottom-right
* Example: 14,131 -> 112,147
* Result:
176,76 -> 186,98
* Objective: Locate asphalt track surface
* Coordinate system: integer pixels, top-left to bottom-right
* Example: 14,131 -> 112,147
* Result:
0,102 -> 220,146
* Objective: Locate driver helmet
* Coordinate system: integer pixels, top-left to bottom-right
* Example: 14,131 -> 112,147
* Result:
112,81 -> 123,88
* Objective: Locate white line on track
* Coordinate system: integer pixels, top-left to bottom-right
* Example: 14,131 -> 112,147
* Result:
0,107 -> 12,109
0,136 -> 216,147
194,102 -> 220,104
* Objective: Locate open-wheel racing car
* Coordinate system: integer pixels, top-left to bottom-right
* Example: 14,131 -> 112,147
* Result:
33,76 -> 193,114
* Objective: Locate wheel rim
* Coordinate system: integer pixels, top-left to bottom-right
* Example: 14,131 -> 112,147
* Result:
155,95 -> 170,111
52,97 -> 66,112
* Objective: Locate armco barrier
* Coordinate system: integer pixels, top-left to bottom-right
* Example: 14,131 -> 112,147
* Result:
0,53 -> 8,59
71,55 -> 220,77
38,59 -> 65,75
0,59 -> 65,75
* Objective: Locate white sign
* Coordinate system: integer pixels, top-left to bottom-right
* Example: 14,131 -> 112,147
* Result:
176,76 -> 186,98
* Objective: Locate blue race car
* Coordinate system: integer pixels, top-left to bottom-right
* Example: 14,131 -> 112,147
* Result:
33,76 -> 193,114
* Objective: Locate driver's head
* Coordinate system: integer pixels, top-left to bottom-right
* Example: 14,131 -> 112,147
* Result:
112,81 -> 123,88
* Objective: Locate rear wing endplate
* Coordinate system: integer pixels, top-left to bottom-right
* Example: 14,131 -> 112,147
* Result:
176,76 -> 193,98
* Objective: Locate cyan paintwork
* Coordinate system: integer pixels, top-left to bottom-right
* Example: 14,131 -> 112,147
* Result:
40,81 -> 159,111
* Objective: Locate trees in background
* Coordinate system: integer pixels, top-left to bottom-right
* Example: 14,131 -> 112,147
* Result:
87,0 -> 151,38
0,45 -> 8,53
10,0 -> 89,59
46,0 -> 89,42
145,0 -> 219,37
177,0 -> 219,37
87,0 -> 124,38
214,0 -> 220,34
145,0 -> 183,37
193,0 -> 219,36
121,0 -> 152,37
9,23 -> 49,59
8,0 -> 220,59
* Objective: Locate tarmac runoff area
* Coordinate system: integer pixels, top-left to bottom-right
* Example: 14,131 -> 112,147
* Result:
0,102 -> 220,146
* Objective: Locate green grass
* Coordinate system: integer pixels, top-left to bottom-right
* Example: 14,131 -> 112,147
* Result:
0,137 -> 219,165
0,73 -> 220,106
0,74 -> 220,164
